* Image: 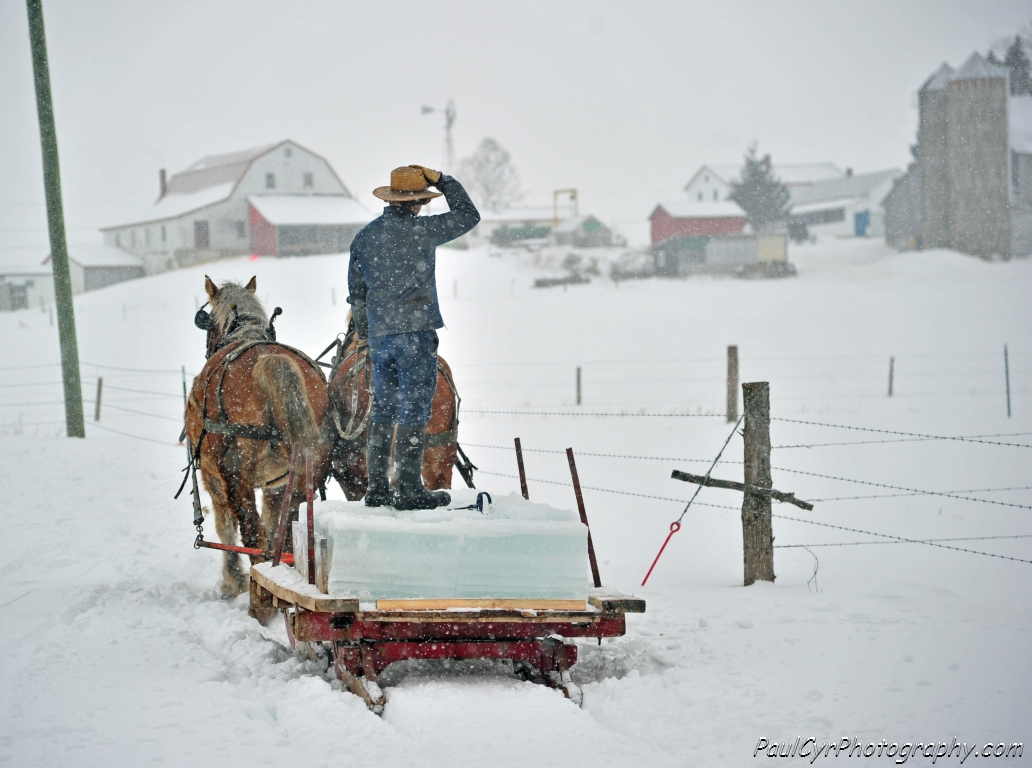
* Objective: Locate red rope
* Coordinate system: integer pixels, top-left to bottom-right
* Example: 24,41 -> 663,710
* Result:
641,521 -> 681,585
197,540 -> 294,566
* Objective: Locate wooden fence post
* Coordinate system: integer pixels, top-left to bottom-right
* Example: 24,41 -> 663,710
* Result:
93,377 -> 103,421
1005,344 -> 1011,418
888,357 -> 894,397
742,381 -> 774,585
576,366 -> 582,406
514,437 -> 529,499
726,346 -> 739,422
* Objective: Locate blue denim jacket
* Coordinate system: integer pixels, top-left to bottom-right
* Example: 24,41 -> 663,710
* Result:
348,175 -> 480,339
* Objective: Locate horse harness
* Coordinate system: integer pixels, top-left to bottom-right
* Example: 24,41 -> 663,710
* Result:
329,337 -> 461,449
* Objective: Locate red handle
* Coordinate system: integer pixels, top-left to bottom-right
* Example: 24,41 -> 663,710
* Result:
641,521 -> 681,586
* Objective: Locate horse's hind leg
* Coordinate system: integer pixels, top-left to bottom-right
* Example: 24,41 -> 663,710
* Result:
202,463 -> 248,598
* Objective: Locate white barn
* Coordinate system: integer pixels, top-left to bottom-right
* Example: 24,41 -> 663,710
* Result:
100,140 -> 365,273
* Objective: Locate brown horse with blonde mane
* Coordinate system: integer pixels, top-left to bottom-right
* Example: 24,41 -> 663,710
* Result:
184,276 -> 331,598
328,313 -> 466,500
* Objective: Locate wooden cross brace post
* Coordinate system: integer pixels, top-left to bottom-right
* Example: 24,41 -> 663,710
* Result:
670,471 -> 814,511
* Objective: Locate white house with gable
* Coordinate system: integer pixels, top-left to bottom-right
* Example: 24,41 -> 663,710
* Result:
101,140 -> 369,273
684,161 -> 845,203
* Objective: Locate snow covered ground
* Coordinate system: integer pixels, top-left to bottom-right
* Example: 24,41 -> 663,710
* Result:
1,238 -> 1030,766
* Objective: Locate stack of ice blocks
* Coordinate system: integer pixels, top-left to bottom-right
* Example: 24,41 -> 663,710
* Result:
310,489 -> 590,599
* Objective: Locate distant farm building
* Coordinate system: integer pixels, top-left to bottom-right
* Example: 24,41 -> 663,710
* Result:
247,195 -> 372,257
683,162 -> 844,203
100,140 -> 368,272
0,250 -> 53,311
788,169 -> 901,238
43,245 -> 145,293
884,52 -> 1032,258
552,215 -> 613,247
649,201 -> 746,246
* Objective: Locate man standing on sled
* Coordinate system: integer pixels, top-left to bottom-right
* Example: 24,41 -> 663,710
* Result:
348,165 -> 480,510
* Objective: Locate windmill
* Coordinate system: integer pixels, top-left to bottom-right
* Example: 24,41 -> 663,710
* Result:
420,99 -> 457,172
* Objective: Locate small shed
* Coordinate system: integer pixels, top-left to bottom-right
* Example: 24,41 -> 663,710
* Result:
247,195 -> 373,256
0,250 -> 54,311
552,215 -> 613,247
43,245 -> 144,294
649,201 -> 746,246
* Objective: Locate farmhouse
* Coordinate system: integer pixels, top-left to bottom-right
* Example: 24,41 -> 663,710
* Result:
683,162 -> 843,204
101,140 -> 367,272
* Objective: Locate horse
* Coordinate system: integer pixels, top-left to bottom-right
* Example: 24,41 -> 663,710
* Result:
327,313 -> 470,500
184,276 -> 332,599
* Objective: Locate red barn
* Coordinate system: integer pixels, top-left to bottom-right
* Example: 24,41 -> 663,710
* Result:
649,201 -> 746,245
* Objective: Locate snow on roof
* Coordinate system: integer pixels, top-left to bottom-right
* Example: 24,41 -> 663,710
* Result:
1010,96 -> 1032,154
101,182 -> 236,230
951,52 -> 1008,81
165,141 -> 284,197
0,248 -> 51,276
789,169 -> 901,208
920,62 -> 955,93
478,205 -> 576,223
553,215 -> 607,233
247,195 -> 373,226
687,162 -> 844,190
790,197 -> 868,215
653,200 -> 746,219
44,244 -> 143,269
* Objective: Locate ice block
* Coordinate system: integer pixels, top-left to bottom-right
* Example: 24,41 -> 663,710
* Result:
311,490 -> 590,600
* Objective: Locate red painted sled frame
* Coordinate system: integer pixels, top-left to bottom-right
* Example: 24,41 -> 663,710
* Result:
249,562 -> 645,710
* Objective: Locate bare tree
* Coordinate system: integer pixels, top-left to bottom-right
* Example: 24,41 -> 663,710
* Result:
457,138 -> 522,212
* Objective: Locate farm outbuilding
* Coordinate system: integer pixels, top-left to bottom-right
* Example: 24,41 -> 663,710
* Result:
0,250 -> 54,311
247,195 -> 372,257
552,215 -> 613,247
43,245 -> 145,293
649,201 -> 746,246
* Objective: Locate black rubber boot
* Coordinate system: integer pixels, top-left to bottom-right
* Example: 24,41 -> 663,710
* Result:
392,425 -> 450,510
364,422 -> 394,507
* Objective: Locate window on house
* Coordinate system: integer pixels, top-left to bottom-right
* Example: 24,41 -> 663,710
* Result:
236,221 -> 246,238
704,175 -> 709,182
284,147 -> 292,158
713,190 -> 718,201
697,192 -> 703,201
116,233 -> 121,246
161,225 -> 166,242
194,220 -> 210,249
145,227 -> 150,245
303,172 -> 314,189
266,173 -> 275,189
131,230 -> 136,246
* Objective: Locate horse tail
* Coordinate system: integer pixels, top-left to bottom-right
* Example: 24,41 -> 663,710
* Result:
253,354 -> 320,448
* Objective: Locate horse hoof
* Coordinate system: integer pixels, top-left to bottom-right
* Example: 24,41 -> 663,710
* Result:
219,579 -> 245,599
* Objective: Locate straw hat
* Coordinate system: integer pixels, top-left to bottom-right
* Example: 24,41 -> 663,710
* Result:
373,166 -> 444,202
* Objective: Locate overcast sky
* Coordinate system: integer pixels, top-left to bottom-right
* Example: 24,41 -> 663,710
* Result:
1,0 -> 1029,248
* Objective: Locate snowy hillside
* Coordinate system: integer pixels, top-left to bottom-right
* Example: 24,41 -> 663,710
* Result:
1,239 -> 1030,766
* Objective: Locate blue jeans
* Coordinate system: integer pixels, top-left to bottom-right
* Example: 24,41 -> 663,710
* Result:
368,330 -> 439,426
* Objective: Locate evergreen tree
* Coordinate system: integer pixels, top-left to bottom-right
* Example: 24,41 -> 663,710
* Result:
1004,37 -> 1032,95
987,50 -> 1003,67
728,145 -> 790,229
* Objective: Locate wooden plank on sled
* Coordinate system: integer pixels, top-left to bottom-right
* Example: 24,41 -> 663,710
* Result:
251,562 -> 360,613
375,598 -> 587,612
588,588 -> 646,614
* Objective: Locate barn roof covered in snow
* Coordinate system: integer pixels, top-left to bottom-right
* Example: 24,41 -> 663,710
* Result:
651,200 -> 746,219
247,195 -> 373,226
789,169 -> 901,208
43,244 -> 143,269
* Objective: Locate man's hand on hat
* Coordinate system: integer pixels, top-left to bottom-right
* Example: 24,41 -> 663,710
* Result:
409,165 -> 442,186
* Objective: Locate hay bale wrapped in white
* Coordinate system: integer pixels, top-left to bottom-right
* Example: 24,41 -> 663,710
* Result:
296,489 -> 590,600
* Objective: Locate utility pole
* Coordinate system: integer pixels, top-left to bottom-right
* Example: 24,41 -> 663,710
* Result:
741,382 -> 774,585
27,0 -> 84,437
